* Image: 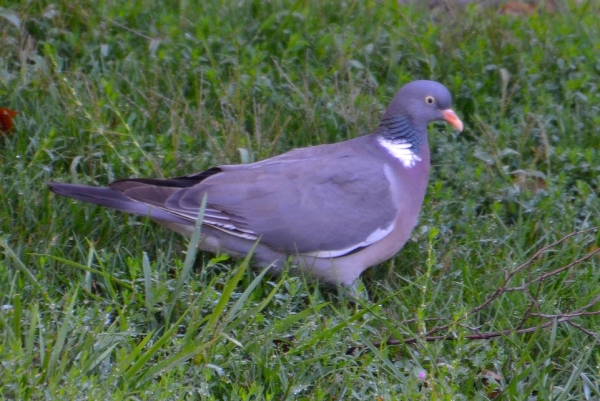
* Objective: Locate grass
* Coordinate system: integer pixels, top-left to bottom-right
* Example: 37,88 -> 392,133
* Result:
1,0 -> 599,399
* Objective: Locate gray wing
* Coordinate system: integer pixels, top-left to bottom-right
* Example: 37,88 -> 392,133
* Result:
113,141 -> 398,256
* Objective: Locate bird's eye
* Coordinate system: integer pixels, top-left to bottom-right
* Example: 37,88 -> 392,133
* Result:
425,96 -> 435,105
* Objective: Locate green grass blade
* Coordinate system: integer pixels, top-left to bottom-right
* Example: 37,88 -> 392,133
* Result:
223,273 -> 290,333
142,252 -> 158,331
41,255 -> 133,290
123,300 -> 198,386
11,292 -> 21,343
206,242 -> 257,330
165,193 -> 207,327
272,302 -> 327,334
135,341 -> 212,385
46,287 -> 79,379
0,237 -> 50,303
222,264 -> 272,327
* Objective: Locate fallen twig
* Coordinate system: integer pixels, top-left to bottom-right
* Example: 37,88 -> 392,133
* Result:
349,226 -> 600,354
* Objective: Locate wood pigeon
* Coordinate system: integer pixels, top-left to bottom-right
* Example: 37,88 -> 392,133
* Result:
49,80 -> 463,286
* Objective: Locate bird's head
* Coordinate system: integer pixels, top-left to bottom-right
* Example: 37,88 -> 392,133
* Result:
384,80 -> 463,132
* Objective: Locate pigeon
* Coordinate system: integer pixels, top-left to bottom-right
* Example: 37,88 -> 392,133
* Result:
49,80 -> 463,286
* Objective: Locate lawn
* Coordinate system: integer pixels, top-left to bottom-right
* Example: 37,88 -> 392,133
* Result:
1,0 -> 599,399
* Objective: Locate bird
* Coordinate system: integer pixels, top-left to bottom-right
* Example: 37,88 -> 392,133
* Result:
49,80 -> 463,286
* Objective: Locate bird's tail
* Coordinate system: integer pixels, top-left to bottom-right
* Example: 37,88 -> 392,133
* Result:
48,182 -> 189,224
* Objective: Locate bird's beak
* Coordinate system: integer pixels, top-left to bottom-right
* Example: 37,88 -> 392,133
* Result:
442,109 -> 464,132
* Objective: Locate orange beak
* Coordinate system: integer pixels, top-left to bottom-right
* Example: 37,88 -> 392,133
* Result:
442,109 -> 464,132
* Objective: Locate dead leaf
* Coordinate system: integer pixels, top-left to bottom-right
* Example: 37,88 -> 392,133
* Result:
482,369 -> 503,399
501,2 -> 536,15
272,335 -> 295,353
512,169 -> 547,195
501,1 -> 557,16
0,108 -> 18,134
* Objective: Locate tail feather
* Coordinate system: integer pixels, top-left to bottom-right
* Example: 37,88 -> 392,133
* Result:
48,182 -> 190,224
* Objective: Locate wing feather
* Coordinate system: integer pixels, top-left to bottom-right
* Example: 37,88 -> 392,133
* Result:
111,137 -> 398,256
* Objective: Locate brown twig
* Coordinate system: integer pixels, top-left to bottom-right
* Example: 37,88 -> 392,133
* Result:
504,247 -> 600,292
379,318 -> 561,347
349,227 -> 600,354
566,321 -> 600,342
469,226 -> 599,316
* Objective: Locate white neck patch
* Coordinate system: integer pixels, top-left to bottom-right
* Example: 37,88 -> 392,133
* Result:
378,138 -> 422,168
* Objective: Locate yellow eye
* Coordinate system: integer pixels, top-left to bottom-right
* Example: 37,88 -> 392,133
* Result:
425,96 -> 435,105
